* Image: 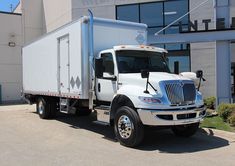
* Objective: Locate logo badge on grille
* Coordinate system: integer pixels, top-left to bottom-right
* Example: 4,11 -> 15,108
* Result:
179,81 -> 184,87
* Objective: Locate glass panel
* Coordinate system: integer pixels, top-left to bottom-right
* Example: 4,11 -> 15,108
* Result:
116,50 -> 170,73
165,26 -> 179,34
140,2 -> 163,27
165,26 -> 182,50
167,56 -> 190,73
164,0 -> 189,26
147,27 -> 164,46
182,43 -> 190,50
116,5 -> 139,23
165,44 -> 181,50
148,27 -> 164,36
101,53 -> 114,75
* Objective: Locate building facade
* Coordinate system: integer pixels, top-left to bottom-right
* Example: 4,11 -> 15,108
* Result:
0,12 -> 22,104
1,0 -> 234,103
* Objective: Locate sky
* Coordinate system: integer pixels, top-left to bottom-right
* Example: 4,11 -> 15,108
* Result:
0,0 -> 19,12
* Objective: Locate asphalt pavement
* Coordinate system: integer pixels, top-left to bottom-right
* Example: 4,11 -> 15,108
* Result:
0,104 -> 234,166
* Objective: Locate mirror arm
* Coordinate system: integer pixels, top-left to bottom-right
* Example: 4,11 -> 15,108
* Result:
148,82 -> 157,92
197,76 -> 206,91
144,77 -> 157,94
144,77 -> 149,94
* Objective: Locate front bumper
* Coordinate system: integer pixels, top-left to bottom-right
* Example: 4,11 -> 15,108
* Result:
137,106 -> 206,126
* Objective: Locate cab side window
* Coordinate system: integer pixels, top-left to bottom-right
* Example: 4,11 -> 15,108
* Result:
101,53 -> 114,75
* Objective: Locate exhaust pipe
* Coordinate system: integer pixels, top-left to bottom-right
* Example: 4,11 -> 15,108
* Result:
88,9 -> 94,109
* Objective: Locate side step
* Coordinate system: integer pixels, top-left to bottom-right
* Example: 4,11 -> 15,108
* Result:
93,121 -> 110,126
59,98 -> 76,114
94,105 -> 110,125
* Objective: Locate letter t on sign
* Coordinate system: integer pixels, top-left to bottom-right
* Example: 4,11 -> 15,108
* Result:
202,19 -> 211,31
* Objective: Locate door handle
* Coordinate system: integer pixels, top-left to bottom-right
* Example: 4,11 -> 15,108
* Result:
98,83 -> 101,92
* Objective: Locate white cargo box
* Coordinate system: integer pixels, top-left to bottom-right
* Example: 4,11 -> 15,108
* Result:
23,17 -> 147,99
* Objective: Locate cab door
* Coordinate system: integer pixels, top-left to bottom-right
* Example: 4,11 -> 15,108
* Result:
96,52 -> 117,102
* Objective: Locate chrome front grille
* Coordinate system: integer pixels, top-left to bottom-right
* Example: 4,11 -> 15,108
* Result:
164,81 -> 196,105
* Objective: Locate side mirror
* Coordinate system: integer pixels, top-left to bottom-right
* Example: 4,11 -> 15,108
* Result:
196,70 -> 203,78
141,70 -> 149,79
196,70 -> 206,91
95,58 -> 104,78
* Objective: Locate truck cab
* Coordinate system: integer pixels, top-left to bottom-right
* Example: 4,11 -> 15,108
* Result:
94,45 -> 206,147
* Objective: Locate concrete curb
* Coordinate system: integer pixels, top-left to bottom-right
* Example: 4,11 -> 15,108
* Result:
202,128 -> 235,142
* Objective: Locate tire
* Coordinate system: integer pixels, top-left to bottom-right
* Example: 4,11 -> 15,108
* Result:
36,97 -> 51,119
171,123 -> 199,137
114,106 -> 144,147
76,108 -> 92,116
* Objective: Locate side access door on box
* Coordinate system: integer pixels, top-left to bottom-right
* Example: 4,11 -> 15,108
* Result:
58,35 -> 70,95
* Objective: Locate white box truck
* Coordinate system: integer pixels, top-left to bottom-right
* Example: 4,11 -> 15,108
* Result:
23,14 -> 206,147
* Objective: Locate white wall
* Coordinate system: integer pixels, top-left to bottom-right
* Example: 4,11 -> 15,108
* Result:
0,13 -> 22,103
14,2 -> 22,14
21,0 -> 45,44
190,42 -> 216,97
190,0 -> 216,98
42,0 -> 72,33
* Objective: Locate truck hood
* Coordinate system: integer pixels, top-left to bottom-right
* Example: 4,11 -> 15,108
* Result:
118,72 -> 192,94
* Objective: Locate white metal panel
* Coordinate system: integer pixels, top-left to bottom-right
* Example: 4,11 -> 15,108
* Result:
23,17 -> 147,99
93,21 -> 147,57
59,35 -> 70,94
23,20 -> 83,98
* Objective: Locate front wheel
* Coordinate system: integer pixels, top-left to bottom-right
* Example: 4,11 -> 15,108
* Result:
171,123 -> 199,137
114,106 -> 144,147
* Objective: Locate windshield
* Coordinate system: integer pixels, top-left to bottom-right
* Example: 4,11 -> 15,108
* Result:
116,50 -> 170,73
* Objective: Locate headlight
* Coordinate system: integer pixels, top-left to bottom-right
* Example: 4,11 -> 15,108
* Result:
138,96 -> 162,104
196,92 -> 203,101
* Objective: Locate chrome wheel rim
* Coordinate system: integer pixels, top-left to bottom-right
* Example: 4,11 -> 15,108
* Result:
38,100 -> 44,115
117,115 -> 133,139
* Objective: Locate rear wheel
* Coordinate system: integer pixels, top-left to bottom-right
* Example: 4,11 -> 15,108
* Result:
36,97 -> 58,119
37,97 -> 51,119
114,106 -> 144,147
171,123 -> 199,137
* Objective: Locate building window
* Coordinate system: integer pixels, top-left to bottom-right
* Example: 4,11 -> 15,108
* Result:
116,4 -> 139,23
164,0 -> 189,25
167,55 -> 190,73
140,3 -> 163,27
116,0 -> 191,72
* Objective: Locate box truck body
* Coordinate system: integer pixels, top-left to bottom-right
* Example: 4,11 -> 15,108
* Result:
23,17 -> 147,99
